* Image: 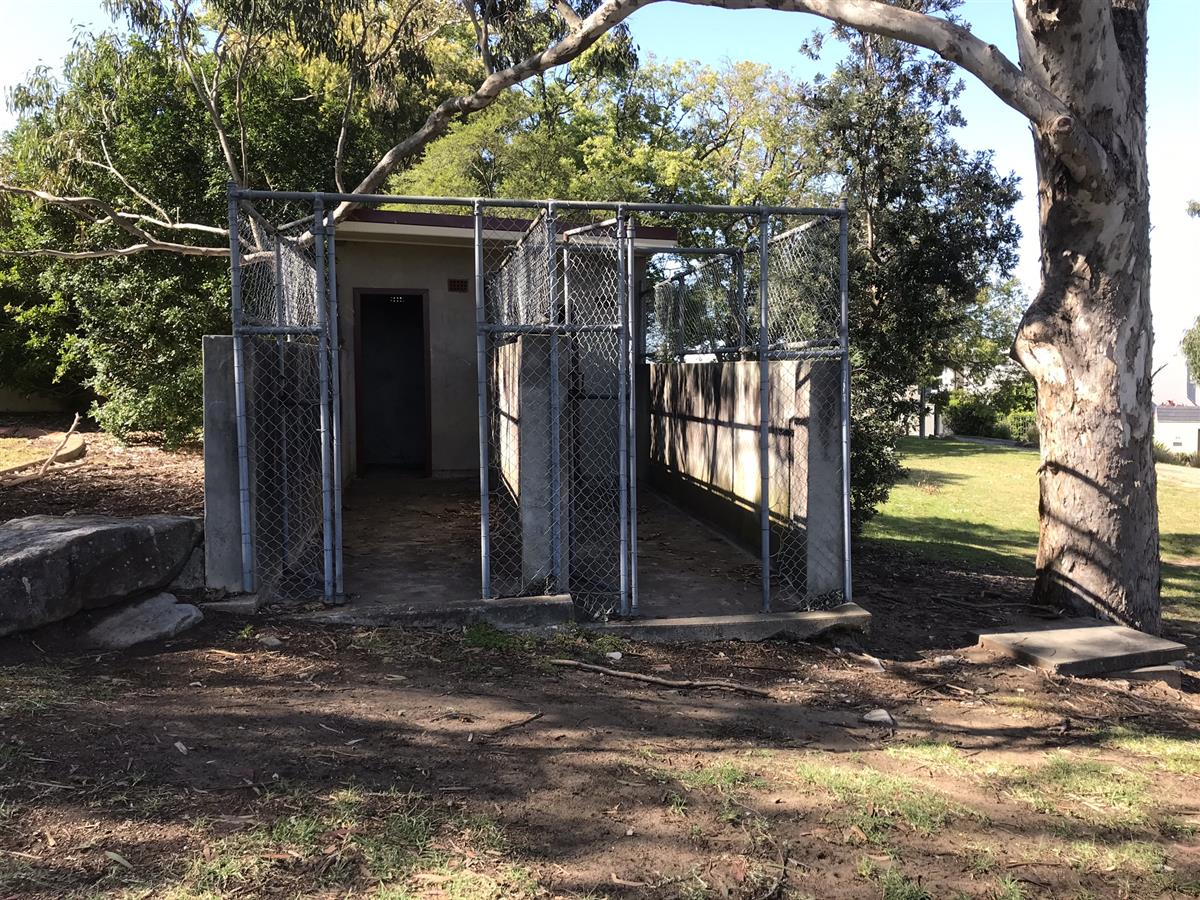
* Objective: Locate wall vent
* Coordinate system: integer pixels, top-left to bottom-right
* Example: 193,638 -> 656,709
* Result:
447,278 -> 469,293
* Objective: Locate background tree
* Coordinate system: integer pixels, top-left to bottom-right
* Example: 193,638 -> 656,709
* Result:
397,36 -> 1019,525
1183,320 -> 1200,389
0,1 -> 470,442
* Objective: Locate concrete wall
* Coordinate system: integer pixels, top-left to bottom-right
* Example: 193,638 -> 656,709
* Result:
647,359 -> 843,594
0,386 -> 72,414
494,334 -> 571,590
202,336 -> 243,591
335,240 -> 478,477
1156,414 -> 1200,455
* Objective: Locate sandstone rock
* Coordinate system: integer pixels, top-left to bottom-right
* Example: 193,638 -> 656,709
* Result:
169,545 -> 205,592
0,514 -> 202,636
81,592 -> 203,650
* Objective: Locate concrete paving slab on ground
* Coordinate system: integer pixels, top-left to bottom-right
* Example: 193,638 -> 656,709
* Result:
587,602 -> 870,643
975,619 -> 1187,676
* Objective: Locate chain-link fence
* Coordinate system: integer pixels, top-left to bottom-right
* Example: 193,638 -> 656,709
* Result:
646,249 -> 747,362
482,210 -> 633,619
227,190 -> 848,617
229,195 -> 343,604
643,214 -> 848,612
762,217 -> 847,609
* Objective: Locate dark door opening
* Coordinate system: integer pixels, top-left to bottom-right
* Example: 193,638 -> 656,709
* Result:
357,291 -> 429,473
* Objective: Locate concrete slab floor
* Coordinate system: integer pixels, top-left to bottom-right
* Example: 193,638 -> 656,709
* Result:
295,474 -> 817,626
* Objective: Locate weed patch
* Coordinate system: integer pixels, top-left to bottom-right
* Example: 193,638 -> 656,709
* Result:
1000,754 -> 1151,826
884,740 -> 977,774
1099,726 -> 1200,776
796,759 -> 969,843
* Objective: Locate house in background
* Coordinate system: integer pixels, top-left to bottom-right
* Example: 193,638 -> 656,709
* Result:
1154,347 -> 1199,456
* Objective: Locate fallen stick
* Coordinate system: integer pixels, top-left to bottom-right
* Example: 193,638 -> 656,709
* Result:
548,658 -> 774,699
38,412 -> 82,477
488,710 -> 544,735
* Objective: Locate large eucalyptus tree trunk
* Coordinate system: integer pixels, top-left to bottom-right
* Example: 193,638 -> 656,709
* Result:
1012,1 -> 1160,632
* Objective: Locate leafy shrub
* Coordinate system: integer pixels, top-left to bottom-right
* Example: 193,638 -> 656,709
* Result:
1005,410 -> 1039,446
1154,441 -> 1179,464
1155,443 -> 1200,468
944,390 -> 999,437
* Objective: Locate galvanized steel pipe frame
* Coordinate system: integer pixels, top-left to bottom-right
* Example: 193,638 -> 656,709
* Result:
228,191 -> 256,594
311,198 -> 336,602
546,205 -> 564,592
230,190 -> 844,220
473,203 -> 493,599
616,214 -> 630,616
228,189 -> 850,613
625,216 -> 640,614
838,200 -> 853,605
756,212 -> 771,614
324,209 -> 346,602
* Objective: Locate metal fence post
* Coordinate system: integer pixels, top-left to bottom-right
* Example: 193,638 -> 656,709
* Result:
626,216 -> 640,614
325,209 -> 345,601
735,250 -> 747,350
311,196 -> 335,601
272,239 -> 289,576
474,201 -> 492,598
616,212 -> 630,616
758,210 -> 771,613
546,203 -> 564,591
839,200 -> 854,604
228,188 -> 255,594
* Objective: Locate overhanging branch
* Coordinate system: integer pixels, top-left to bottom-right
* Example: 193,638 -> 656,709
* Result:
0,182 -> 230,258
335,0 -> 1108,223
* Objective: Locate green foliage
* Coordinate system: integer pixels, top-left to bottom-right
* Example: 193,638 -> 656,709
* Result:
1183,317 -> 1200,391
0,3 -> 464,440
947,278 -> 1026,383
1004,409 -> 1038,446
944,390 -> 1000,438
1154,441 -> 1199,468
462,622 -> 529,651
943,381 -> 1037,444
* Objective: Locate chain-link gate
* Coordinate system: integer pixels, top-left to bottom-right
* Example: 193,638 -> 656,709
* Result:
645,211 -> 850,612
228,193 -> 343,603
227,190 -> 849,617
478,206 -> 636,619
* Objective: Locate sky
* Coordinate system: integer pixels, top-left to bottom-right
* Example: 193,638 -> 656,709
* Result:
1,0 -> 1197,394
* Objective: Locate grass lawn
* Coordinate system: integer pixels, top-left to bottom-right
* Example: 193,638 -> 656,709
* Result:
862,437 -> 1200,623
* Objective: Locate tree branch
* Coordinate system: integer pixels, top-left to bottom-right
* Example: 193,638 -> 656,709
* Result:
334,0 -> 1107,225
172,0 -> 244,187
78,136 -> 172,222
0,183 -> 229,258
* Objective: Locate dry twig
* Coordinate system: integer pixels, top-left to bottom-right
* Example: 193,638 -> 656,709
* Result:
548,659 -> 774,698
38,413 -> 82,477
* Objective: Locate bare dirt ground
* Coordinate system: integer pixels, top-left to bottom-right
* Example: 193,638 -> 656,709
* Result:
0,415 -> 202,522
3,425 -> 1200,898
4,616 -> 1200,899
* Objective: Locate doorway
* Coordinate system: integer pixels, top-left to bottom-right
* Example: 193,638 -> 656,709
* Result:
356,290 -> 430,474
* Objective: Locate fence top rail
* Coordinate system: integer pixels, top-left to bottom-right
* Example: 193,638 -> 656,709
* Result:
655,246 -> 743,257
229,189 -> 846,219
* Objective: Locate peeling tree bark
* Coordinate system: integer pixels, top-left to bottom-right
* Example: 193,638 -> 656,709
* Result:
1012,0 -> 1159,632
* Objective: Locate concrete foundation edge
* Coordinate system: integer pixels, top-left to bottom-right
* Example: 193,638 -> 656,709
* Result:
288,594 -> 577,632
584,602 -> 871,643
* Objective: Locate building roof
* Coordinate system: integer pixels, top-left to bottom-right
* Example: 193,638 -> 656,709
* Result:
1157,403 -> 1200,422
340,208 -> 678,250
